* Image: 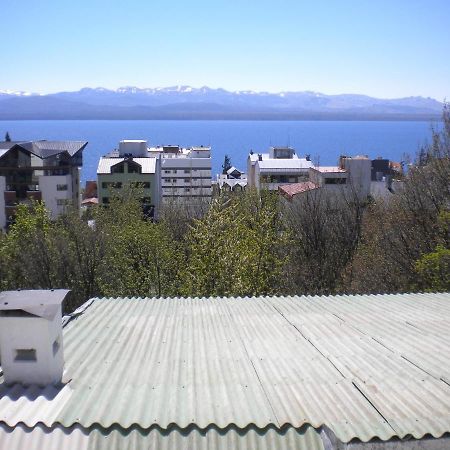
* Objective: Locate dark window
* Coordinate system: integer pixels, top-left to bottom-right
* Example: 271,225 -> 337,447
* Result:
15,349 -> 37,362
325,178 -> 347,185
111,164 -> 124,174
56,184 -> 68,191
127,161 -> 141,174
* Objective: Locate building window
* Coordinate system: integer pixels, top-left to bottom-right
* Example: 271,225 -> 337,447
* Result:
185,188 -> 190,192
325,178 -> 347,185
164,170 -> 171,174
184,169 -> 190,174
184,178 -> 190,183
111,164 -> 124,174
102,182 -> 122,189
128,162 -> 141,174
56,184 -> 68,191
15,349 -> 37,362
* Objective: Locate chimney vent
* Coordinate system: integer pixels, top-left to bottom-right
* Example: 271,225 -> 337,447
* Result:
0,289 -> 70,386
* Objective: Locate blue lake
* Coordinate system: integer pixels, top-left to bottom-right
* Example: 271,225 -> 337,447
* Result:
0,120 -> 438,184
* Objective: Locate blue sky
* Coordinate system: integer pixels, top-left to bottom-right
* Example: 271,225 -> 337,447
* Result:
1,0 -> 449,99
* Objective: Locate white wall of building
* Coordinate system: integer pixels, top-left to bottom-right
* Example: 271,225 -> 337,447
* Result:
119,140 -> 148,157
39,174 -> 73,219
160,153 -> 212,201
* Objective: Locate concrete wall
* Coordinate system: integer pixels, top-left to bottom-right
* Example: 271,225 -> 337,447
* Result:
119,140 -> 148,157
343,157 -> 371,201
39,174 -> 73,219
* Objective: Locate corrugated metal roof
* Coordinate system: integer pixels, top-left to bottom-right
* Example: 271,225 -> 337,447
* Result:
0,423 -> 323,450
1,293 -> 450,448
258,159 -> 314,171
97,157 -> 156,174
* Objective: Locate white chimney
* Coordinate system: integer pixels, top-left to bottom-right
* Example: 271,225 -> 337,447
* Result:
0,289 -> 70,386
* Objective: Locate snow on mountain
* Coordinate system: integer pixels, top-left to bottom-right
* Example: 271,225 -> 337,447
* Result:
0,89 -> 38,97
0,85 -> 443,119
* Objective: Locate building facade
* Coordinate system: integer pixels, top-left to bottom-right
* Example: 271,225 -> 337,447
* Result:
151,145 -> 212,204
97,140 -> 159,217
247,146 -> 314,191
0,140 -> 87,229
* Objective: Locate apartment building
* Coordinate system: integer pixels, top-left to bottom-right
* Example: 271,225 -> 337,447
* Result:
280,155 -> 372,202
0,140 -> 87,229
150,145 -> 212,203
247,146 -> 314,191
97,140 -> 159,217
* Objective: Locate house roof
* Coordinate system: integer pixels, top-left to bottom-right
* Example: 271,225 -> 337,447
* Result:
312,166 -> 347,173
0,141 -> 88,160
97,157 -> 157,174
17,141 -> 88,158
258,159 -> 314,172
1,292 -> 450,449
279,181 -> 320,199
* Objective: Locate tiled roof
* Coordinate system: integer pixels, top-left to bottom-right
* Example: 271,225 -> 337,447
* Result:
279,181 -> 319,199
1,292 -> 450,449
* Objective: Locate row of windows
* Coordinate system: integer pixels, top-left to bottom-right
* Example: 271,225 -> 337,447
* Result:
260,175 -> 308,184
163,169 -> 205,174
56,184 -> 68,191
102,181 -> 151,189
163,187 -> 211,193
103,196 -> 151,204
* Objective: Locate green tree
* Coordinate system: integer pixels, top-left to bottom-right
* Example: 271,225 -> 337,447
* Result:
181,190 -> 287,297
415,245 -> 450,292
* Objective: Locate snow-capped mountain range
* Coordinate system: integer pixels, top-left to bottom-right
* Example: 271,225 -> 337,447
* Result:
0,86 -> 443,120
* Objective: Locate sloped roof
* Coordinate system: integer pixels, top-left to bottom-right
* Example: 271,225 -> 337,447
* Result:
17,141 -> 88,158
258,158 -> 314,171
97,157 -> 156,174
1,292 -> 450,449
0,141 -> 88,160
279,181 -> 320,199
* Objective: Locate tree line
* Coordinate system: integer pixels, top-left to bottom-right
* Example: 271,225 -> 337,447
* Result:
0,107 -> 448,312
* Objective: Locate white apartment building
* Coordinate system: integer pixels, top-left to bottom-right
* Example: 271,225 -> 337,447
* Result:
247,146 -> 314,191
150,145 -> 212,203
0,140 -> 87,229
280,155 -> 372,202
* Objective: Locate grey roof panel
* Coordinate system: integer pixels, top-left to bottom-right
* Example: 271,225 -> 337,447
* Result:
0,424 -> 324,450
1,293 -> 450,445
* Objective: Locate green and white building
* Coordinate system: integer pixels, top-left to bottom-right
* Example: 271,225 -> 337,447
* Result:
97,140 -> 160,217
